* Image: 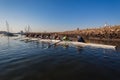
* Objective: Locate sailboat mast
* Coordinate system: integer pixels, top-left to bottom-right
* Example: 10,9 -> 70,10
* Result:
6,21 -> 9,33
27,25 -> 31,33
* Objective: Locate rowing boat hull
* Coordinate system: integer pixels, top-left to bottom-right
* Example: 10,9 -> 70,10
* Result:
22,38 -> 116,49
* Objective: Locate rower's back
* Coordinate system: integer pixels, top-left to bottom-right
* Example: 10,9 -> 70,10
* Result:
77,36 -> 85,43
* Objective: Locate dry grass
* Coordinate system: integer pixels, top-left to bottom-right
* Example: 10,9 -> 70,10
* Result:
26,25 -> 120,40
60,25 -> 120,39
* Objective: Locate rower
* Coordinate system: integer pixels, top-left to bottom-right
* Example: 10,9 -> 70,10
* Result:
62,35 -> 69,41
34,34 -> 37,38
54,33 -> 58,39
62,35 -> 67,41
77,35 -> 85,42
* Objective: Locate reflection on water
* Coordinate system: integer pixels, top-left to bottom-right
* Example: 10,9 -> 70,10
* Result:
7,36 -> 10,47
0,36 -> 120,80
87,38 -> 120,46
115,46 -> 120,52
76,46 -> 84,53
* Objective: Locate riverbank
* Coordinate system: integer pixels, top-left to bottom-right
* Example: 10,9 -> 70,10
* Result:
25,25 -> 120,46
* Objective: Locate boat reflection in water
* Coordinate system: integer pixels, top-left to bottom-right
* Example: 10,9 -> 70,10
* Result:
115,46 -> 120,52
76,46 -> 84,53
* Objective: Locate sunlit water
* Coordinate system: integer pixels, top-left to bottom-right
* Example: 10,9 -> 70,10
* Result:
0,36 -> 120,80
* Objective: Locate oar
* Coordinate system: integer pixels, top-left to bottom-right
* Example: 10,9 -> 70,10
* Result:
14,37 -> 21,40
51,40 -> 62,46
44,40 -> 62,49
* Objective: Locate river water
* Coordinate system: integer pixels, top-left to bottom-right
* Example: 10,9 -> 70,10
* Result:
0,36 -> 120,80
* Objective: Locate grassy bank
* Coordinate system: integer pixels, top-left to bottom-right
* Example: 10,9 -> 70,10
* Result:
61,25 -> 120,40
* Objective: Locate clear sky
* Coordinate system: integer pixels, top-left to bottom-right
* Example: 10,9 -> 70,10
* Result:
0,0 -> 120,32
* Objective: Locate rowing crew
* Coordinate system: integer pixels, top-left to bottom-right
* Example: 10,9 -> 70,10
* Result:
26,34 -> 85,43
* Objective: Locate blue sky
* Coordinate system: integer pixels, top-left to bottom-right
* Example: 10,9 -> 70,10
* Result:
0,0 -> 120,32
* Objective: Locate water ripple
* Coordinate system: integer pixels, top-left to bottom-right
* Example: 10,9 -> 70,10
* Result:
0,37 -> 120,80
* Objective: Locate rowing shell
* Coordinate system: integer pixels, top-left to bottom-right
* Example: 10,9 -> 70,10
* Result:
21,38 -> 116,49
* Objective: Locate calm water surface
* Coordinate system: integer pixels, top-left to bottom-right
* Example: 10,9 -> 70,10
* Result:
0,36 -> 120,80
